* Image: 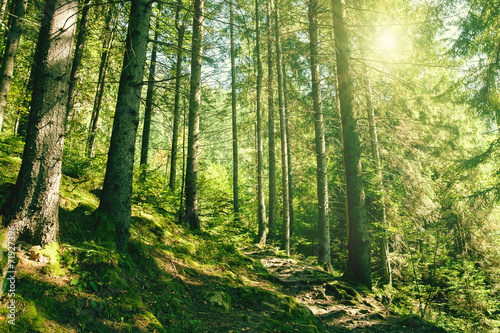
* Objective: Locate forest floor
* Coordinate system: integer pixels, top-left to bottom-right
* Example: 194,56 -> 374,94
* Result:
0,218 -> 448,333
0,151 -> 449,332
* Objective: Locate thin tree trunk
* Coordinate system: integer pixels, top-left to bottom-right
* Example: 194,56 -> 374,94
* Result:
96,0 -> 152,251
308,0 -> 333,273
185,0 -> 204,229
363,66 -> 391,285
0,0 -> 27,133
140,12 -> 161,177
256,0 -> 267,245
332,0 -> 371,289
1,0 -> 77,294
66,0 -> 92,131
267,0 -> 277,240
275,0 -> 290,255
283,60 -> 294,237
230,0 -> 240,222
169,0 -> 185,191
179,97 -> 187,222
87,8 -> 115,158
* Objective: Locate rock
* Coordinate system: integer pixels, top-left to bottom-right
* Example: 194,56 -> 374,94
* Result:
204,291 -> 231,312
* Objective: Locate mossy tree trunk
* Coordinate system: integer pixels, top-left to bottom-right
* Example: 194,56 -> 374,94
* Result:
332,0 -> 372,289
308,0 -> 333,273
96,0 -> 152,251
185,0 -> 204,229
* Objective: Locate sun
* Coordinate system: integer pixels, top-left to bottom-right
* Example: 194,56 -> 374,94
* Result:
378,30 -> 397,51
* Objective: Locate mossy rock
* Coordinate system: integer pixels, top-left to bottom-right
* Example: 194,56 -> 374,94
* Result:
234,286 -> 317,327
325,281 -> 363,303
204,290 -> 232,312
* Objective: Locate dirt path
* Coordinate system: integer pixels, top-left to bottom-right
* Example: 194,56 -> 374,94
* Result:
252,252 -> 446,333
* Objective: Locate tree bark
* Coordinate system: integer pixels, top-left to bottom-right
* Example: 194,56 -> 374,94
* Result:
332,0 -> 371,289
185,0 -> 204,229
1,0 -> 77,294
140,13 -> 161,177
87,7 -> 115,158
169,0 -> 185,191
96,0 -> 152,251
308,0 -> 333,273
0,0 -> 27,133
230,0 -> 240,222
275,0 -> 290,255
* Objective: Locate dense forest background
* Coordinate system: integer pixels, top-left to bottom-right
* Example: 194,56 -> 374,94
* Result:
0,0 -> 499,331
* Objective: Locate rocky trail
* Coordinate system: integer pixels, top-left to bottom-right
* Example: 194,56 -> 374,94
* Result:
245,249 -> 446,333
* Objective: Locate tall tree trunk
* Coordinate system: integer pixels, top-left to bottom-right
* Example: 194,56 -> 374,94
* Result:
275,0 -> 290,255
66,0 -> 92,133
256,0 -> 267,245
332,0 -> 371,289
87,7 -> 115,158
267,0 -> 276,240
230,0 -> 240,222
185,0 -> 204,229
308,0 -> 333,273
96,0 -> 152,251
0,0 -> 27,133
1,0 -> 77,294
140,12 -> 161,177
363,67 -> 391,285
283,60 -> 294,237
169,0 -> 186,191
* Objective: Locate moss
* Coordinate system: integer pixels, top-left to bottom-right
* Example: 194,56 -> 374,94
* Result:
11,301 -> 46,332
40,242 -> 65,276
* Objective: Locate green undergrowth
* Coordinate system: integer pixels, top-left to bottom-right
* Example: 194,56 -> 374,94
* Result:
0,149 -> 318,331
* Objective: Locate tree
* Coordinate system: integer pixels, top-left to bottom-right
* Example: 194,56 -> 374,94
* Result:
66,0 -> 92,130
0,0 -> 27,133
362,66 -> 391,285
230,0 -> 240,221
332,0 -> 371,288
267,0 -> 277,240
256,0 -> 267,244
169,0 -> 186,191
140,11 -> 161,177
275,0 -> 290,254
185,0 -> 204,229
87,7 -> 116,158
1,0 -> 77,256
308,0 -> 333,273
96,0 -> 152,251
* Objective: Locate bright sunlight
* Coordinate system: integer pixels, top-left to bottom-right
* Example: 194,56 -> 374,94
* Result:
378,30 -> 397,50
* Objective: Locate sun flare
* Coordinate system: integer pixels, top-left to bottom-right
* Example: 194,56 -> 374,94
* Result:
378,30 -> 397,51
